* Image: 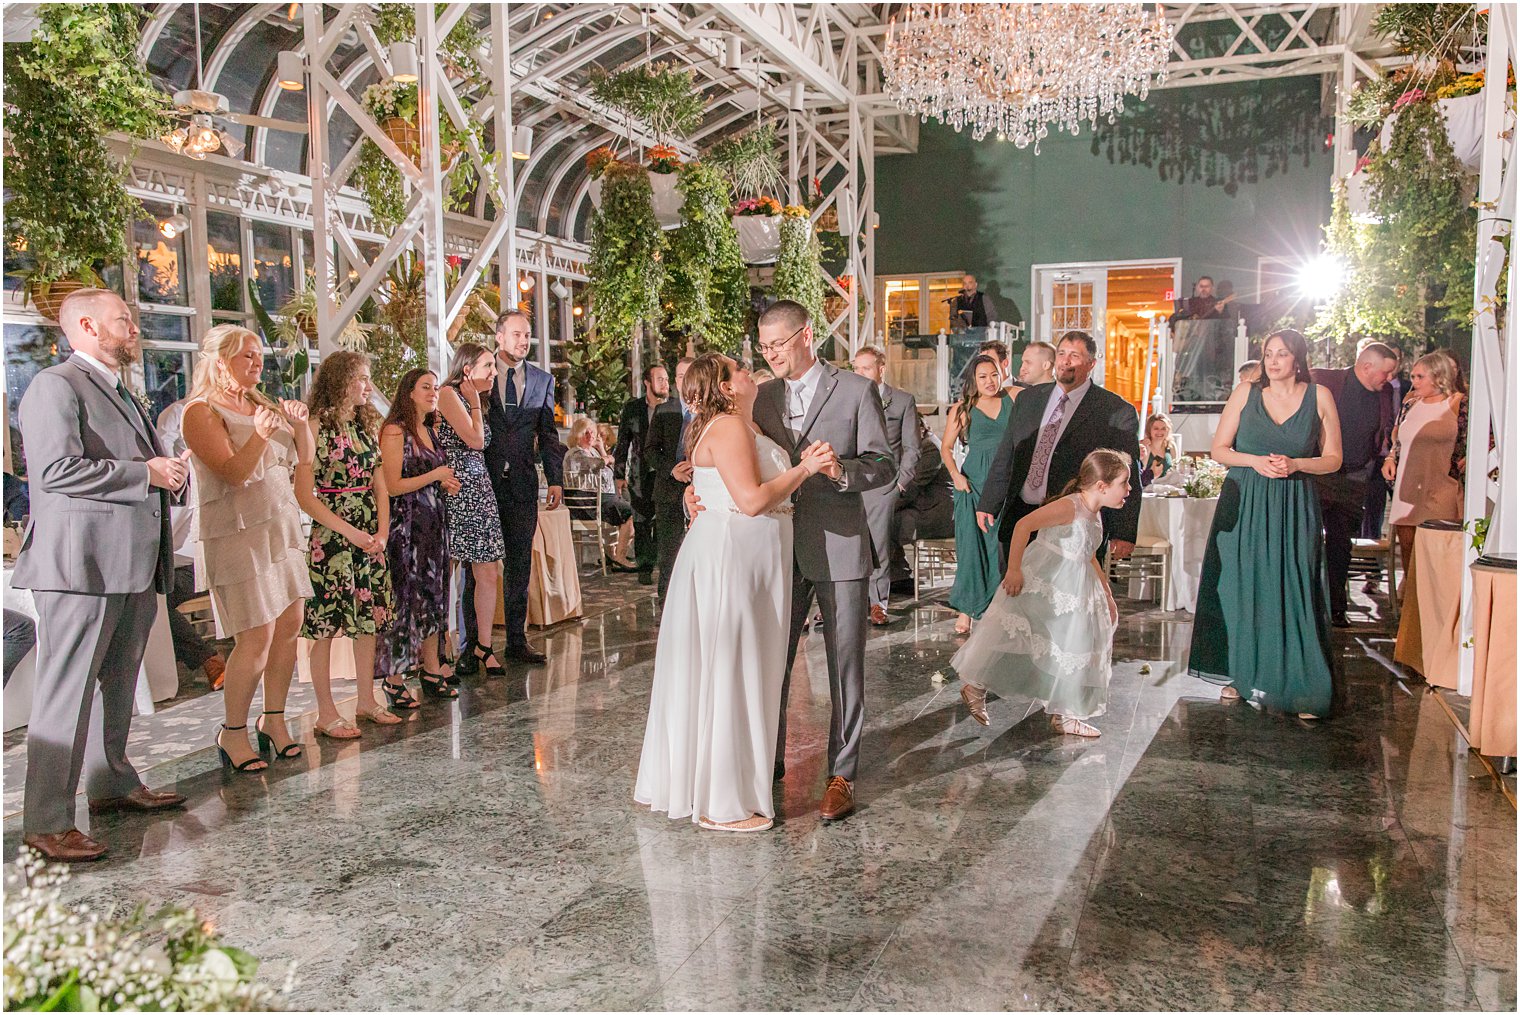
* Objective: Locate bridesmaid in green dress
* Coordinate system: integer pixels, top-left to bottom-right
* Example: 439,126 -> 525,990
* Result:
1190,330 -> 1344,718
943,355 -> 1015,634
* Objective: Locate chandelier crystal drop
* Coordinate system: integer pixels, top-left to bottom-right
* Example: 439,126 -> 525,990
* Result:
883,3 -> 1174,150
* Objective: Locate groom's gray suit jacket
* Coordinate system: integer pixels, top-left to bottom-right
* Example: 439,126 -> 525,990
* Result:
754,363 -> 895,581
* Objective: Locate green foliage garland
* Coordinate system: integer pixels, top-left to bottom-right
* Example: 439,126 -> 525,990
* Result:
590,63 -> 704,143
588,162 -> 666,345
3,4 -> 169,288
665,162 -> 748,354
771,211 -> 827,336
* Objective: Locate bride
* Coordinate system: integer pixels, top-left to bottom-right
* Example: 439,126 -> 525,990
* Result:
633,353 -> 834,832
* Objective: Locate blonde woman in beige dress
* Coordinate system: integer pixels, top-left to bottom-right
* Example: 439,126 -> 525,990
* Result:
1382,351 -> 1467,588
183,326 -> 314,773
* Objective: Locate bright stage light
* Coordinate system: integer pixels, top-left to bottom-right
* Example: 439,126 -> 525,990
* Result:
1296,255 -> 1346,303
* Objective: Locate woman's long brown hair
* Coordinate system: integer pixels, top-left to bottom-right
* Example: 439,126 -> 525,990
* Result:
381,368 -> 437,440
682,352 -> 737,458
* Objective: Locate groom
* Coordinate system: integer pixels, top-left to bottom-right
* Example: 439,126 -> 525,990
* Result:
754,301 -> 894,821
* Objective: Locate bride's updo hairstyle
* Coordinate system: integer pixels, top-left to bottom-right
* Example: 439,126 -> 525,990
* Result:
1057,448 -> 1131,500
682,352 -> 737,457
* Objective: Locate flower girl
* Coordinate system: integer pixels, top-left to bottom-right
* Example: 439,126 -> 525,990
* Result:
952,449 -> 1130,738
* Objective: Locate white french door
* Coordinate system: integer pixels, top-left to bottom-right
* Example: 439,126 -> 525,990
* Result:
1036,267 -> 1109,384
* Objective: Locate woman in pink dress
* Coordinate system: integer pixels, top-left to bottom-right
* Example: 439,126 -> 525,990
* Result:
1382,350 -> 1467,587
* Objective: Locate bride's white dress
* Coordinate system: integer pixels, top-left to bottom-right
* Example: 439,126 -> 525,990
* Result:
633,426 -> 794,824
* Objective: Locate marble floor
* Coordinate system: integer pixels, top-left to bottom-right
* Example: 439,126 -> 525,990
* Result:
3,580 -> 1514,1011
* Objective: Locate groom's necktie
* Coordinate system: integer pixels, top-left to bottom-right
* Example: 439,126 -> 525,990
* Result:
1027,391 -> 1070,495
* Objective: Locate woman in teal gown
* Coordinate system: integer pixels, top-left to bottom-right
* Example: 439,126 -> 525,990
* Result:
1190,329 -> 1344,718
943,354 -> 1014,634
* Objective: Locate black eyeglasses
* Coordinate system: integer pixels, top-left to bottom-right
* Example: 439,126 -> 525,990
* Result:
757,323 -> 808,356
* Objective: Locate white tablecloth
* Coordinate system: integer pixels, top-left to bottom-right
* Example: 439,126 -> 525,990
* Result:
1137,494 -> 1219,613
3,567 -> 179,731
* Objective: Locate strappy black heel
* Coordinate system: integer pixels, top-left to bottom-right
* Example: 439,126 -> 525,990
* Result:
468,639 -> 505,676
216,724 -> 268,773
255,710 -> 304,759
419,670 -> 458,699
381,677 -> 420,710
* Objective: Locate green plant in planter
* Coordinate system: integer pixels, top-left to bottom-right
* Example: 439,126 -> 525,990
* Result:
771,208 -> 827,336
1371,4 -> 1485,68
368,256 -> 431,400
590,62 -> 705,143
589,162 -> 666,347
665,162 -> 748,354
2,4 -> 168,299
707,126 -> 784,199
563,330 -> 631,422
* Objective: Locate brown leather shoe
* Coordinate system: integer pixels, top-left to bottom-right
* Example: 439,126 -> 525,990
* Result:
88,786 -> 187,815
960,683 -> 991,726
203,655 -> 226,691
22,829 -> 108,862
819,776 -> 854,821
869,603 -> 890,626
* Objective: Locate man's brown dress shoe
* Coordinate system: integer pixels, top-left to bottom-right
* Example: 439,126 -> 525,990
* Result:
88,786 -> 187,815
22,829 -> 108,862
819,776 -> 854,821
869,603 -> 890,626
960,683 -> 991,726
203,655 -> 226,691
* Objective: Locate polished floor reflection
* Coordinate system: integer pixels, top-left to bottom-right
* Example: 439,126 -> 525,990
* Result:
4,587 -> 1514,1011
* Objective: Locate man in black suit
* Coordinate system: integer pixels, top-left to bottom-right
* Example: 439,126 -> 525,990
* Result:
644,356 -> 695,603
612,364 -> 670,583
976,331 -> 1142,562
462,308 -> 566,666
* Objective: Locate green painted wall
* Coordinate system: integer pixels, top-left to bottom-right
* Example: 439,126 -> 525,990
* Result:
873,82 -> 1335,329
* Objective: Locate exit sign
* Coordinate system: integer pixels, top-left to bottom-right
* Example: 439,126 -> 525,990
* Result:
1163,289 -> 1175,300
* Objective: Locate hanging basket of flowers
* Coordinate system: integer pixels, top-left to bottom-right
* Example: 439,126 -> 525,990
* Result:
731,196 -> 783,264
647,145 -> 684,228
26,274 -> 94,324
587,146 -> 621,210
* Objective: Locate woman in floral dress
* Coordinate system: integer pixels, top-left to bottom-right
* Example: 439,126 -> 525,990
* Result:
295,351 -> 401,737
378,368 -> 460,701
436,343 -> 507,679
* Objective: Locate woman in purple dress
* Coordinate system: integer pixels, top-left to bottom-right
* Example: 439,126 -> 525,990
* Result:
378,368 -> 460,702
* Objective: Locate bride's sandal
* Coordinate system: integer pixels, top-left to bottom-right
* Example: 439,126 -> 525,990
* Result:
698,814 -> 774,833
1051,715 -> 1101,738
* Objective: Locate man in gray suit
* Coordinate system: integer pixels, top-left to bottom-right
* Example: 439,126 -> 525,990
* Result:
850,345 -> 921,625
13,289 -> 188,862
753,301 -> 894,821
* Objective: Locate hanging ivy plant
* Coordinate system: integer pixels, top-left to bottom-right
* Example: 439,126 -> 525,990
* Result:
350,81 -> 491,229
707,125 -> 784,199
2,4 -> 169,297
664,162 -> 748,353
590,62 -> 704,144
771,206 -> 827,336
588,162 -> 666,346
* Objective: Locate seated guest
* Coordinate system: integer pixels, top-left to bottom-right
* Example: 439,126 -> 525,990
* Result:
1018,341 -> 1057,386
156,397 -> 227,691
891,415 -> 955,591
378,369 -> 459,700
3,608 -> 35,686
1383,350 -> 1467,590
294,351 -> 402,731
183,325 -> 314,775
596,421 -> 635,566
564,417 -> 635,529
1238,360 -> 1262,384
1139,413 -> 1176,487
1312,342 -> 1399,626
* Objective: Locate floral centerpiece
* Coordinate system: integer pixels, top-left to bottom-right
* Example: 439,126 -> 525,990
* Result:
3,850 -> 287,1011
1183,459 -> 1227,499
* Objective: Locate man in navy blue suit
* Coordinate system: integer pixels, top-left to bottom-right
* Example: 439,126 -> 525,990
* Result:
461,308 -> 565,665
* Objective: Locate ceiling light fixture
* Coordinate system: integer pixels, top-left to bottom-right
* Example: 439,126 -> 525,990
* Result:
511,124 -> 533,160
276,50 -> 304,91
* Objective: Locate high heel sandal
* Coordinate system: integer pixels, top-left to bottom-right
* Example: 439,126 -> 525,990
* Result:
960,683 -> 991,727
419,670 -> 459,699
468,639 -> 505,677
1050,715 -> 1101,738
381,677 -> 420,710
254,710 -> 304,759
216,724 -> 268,773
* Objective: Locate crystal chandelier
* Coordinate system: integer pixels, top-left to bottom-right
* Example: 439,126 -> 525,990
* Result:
884,3 -> 1174,150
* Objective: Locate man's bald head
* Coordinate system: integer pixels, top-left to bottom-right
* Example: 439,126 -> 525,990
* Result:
59,289 -> 139,368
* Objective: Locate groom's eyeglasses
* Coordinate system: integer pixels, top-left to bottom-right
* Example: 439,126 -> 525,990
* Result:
757,324 -> 808,357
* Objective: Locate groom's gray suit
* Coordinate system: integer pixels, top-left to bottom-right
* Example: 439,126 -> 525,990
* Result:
755,362 -> 894,783
13,356 -> 176,835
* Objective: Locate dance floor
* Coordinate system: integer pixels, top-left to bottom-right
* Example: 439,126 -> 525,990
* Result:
3,584 -> 1514,1011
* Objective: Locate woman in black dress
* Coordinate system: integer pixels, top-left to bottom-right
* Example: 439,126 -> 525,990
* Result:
378,369 -> 461,702
436,343 -> 508,678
